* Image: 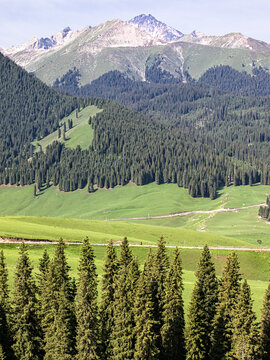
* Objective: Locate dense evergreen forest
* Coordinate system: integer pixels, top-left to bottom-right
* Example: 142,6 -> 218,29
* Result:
0,239 -> 269,359
3,52 -> 270,198
0,52 -> 81,161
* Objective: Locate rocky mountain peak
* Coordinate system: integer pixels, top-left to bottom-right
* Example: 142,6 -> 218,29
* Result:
191,30 -> 205,38
128,14 -> 183,43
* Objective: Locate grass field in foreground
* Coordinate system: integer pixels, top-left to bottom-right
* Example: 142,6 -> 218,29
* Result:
0,243 -> 268,318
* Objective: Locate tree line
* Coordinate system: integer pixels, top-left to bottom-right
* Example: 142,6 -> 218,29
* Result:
1,239 -> 270,359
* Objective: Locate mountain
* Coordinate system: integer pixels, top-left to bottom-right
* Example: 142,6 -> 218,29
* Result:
128,14 -> 183,42
181,31 -> 270,52
4,14 -> 270,87
5,27 -> 79,67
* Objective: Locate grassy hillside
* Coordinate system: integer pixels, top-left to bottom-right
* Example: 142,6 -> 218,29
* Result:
24,35 -> 270,86
0,182 -> 268,219
32,105 -> 102,151
0,243 -> 268,317
0,216 -> 248,248
0,183 -> 269,245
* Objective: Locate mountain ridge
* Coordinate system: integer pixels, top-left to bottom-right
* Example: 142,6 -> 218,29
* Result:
4,14 -> 270,86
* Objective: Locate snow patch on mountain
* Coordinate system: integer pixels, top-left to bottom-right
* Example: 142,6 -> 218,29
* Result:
129,14 -> 183,43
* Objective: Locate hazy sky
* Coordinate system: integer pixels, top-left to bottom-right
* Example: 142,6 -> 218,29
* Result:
1,0 -> 270,48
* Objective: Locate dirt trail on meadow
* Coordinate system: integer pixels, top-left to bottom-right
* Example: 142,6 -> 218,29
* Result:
106,203 -> 266,221
0,202 -> 267,251
0,237 -> 269,252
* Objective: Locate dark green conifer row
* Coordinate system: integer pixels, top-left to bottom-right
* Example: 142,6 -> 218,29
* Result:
1,240 -> 270,359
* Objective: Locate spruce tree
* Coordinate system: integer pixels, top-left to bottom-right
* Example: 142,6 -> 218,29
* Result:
154,237 -> 169,353
100,240 -> 119,359
210,252 -> 242,360
229,280 -> 259,359
76,238 -> 99,360
0,251 -> 13,360
119,236 -> 133,267
260,281 -> 270,359
37,249 -> 50,294
41,238 -> 76,360
111,238 -> 139,360
12,243 -> 42,360
134,249 -> 159,360
161,248 -> 185,360
37,250 -> 50,358
186,245 -> 218,360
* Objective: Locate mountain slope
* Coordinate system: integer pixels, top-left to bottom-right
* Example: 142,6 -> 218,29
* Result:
181,32 -> 270,52
0,52 -> 80,165
4,15 -> 270,86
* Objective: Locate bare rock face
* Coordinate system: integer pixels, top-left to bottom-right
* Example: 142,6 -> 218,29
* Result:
181,31 -> 270,52
129,14 -> 183,43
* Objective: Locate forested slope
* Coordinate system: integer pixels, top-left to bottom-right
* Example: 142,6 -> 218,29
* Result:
2,54 -> 270,198
0,52 -> 80,161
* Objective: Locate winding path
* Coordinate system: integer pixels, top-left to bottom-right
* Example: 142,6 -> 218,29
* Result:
0,202 -> 267,252
105,203 -> 265,221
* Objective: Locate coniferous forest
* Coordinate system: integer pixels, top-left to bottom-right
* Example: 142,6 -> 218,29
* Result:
0,239 -> 270,360
3,53 -> 270,199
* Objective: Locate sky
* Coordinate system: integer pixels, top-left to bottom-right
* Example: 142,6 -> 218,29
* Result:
1,0 -> 270,48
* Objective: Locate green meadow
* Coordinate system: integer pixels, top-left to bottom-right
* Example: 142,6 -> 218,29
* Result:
0,182 -> 270,319
0,182 -> 269,246
32,105 -> 102,151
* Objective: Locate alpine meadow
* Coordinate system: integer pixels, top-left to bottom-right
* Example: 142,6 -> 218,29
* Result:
2,8 -> 270,360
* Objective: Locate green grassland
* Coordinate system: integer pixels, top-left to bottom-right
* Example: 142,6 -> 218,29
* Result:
0,243 -> 268,317
0,216 -> 249,248
32,105 -> 102,151
0,182 -> 268,219
0,182 -> 269,245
